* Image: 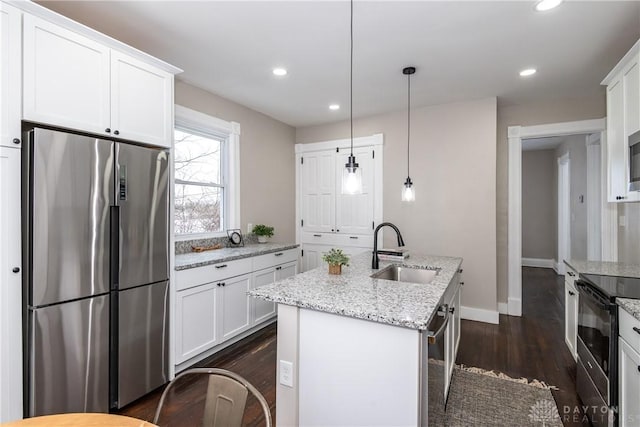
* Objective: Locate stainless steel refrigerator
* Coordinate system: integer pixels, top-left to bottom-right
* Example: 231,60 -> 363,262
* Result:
24,127 -> 169,416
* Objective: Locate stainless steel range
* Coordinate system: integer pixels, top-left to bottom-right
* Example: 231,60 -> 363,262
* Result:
575,274 -> 640,427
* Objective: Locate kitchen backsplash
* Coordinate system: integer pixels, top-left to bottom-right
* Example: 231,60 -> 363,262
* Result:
175,234 -> 259,254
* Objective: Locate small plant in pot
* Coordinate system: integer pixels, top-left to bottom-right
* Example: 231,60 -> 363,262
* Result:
322,248 -> 350,275
252,224 -> 274,243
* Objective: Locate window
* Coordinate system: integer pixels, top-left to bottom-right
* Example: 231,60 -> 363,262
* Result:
174,106 -> 240,238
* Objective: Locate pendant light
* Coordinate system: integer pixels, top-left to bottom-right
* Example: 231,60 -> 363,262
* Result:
341,0 -> 363,195
402,66 -> 416,202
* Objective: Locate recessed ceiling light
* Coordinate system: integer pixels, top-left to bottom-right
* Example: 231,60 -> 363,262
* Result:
329,104 -> 340,111
272,68 -> 287,76
535,0 -> 562,12
519,68 -> 537,77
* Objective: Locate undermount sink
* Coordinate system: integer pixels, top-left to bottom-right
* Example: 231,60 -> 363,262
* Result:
370,264 -> 440,284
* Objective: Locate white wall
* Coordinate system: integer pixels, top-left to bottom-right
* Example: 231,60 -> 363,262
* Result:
176,81 -> 297,243
296,98 -> 498,315
555,134 -> 589,261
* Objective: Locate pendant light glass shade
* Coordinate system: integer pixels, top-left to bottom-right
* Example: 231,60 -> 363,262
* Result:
402,66 -> 416,202
342,155 -> 363,195
402,177 -> 415,202
341,0 -> 363,195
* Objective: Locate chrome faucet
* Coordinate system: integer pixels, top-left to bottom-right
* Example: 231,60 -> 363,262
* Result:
372,222 -> 405,269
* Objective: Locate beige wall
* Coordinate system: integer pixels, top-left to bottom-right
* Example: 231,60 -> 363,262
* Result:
297,98 -> 498,313
496,95 -> 605,303
522,150 -> 557,260
175,81 -> 296,243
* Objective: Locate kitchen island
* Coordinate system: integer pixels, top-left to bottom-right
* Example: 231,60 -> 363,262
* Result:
249,252 -> 463,426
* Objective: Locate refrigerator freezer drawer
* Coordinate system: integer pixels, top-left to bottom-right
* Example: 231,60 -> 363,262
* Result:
117,281 -> 169,408
29,295 -> 109,416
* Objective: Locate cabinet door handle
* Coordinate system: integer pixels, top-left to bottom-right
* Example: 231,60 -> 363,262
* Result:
336,229 -> 340,232
350,236 -> 358,239
274,253 -> 283,256
449,306 -> 455,314
460,281 -> 465,286
114,130 -> 120,135
221,282 -> 226,287
276,266 -> 282,271
569,291 -> 575,296
216,282 -> 221,287
459,269 -> 463,274
567,271 -> 575,277
637,366 -> 640,373
633,327 -> 640,335
313,234 -> 322,237
12,267 -> 20,273
105,128 -> 111,133
12,138 -> 20,145
215,264 -> 228,269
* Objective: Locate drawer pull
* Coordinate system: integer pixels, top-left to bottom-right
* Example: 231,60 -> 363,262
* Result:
350,236 -> 359,239
275,253 -> 284,256
313,234 -> 322,237
633,327 -> 640,335
567,271 -> 575,277
215,264 -> 228,269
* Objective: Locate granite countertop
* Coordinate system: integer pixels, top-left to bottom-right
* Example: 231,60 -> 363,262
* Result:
175,243 -> 299,270
618,298 -> 640,321
248,252 -> 463,331
564,259 -> 640,279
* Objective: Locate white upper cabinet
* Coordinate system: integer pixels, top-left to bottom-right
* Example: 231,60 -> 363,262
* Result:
1,3 -> 22,148
23,14 -> 111,136
603,40 -> 640,202
22,13 -> 177,148
110,51 -> 172,147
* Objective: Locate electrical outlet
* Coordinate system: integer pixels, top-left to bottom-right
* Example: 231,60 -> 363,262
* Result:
619,215 -> 627,228
247,223 -> 253,234
279,360 -> 293,387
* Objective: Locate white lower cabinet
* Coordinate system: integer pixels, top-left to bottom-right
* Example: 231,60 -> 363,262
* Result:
174,249 -> 298,366
175,283 -> 218,363
619,337 -> 640,427
301,244 -> 328,272
444,279 -> 461,398
564,275 -> 579,360
252,261 -> 298,325
219,274 -> 251,341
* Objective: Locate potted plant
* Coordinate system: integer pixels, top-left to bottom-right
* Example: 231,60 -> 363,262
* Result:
252,224 -> 274,243
322,248 -> 350,275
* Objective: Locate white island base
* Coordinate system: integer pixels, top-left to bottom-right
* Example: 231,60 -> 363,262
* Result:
276,304 -> 430,427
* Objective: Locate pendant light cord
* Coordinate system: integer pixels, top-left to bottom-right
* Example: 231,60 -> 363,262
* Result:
350,0 -> 354,156
407,71 -> 411,178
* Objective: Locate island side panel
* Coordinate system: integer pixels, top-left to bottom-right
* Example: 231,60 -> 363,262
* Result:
276,304 -> 300,426
298,308 -> 422,426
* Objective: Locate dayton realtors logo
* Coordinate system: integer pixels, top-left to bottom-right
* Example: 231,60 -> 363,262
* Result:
528,400 -> 560,425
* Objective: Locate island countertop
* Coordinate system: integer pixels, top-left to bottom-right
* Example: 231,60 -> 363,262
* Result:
248,252 -> 463,330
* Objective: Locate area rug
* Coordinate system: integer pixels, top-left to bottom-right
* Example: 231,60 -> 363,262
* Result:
429,365 -> 563,426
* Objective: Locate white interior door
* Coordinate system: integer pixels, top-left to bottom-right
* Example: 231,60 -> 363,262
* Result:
300,151 -> 335,233
335,146 -> 374,235
558,154 -> 571,275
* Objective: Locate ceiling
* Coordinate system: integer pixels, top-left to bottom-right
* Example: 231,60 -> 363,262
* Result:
38,1 -> 640,128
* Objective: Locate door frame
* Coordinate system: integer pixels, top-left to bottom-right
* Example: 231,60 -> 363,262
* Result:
507,118 -> 615,317
557,153 -> 570,276
586,134 -> 603,261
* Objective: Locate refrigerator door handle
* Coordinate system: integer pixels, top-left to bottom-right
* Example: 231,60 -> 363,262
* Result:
110,206 -> 120,290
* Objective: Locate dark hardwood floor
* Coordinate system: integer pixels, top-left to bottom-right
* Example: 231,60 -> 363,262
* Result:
120,267 -> 586,426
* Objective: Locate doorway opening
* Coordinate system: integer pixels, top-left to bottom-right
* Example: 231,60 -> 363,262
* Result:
507,119 -> 616,317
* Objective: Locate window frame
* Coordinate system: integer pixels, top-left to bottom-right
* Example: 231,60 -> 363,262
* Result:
173,105 -> 240,240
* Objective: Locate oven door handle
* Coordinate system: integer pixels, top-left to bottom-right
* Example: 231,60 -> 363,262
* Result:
575,280 -> 615,312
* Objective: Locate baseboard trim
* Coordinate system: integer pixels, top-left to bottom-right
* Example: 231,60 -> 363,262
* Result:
508,297 -> 522,317
522,257 -> 555,269
497,302 -> 509,314
460,306 -> 499,324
